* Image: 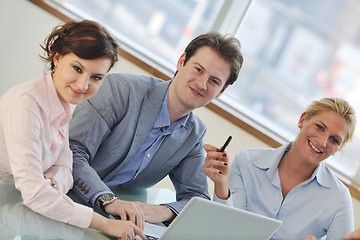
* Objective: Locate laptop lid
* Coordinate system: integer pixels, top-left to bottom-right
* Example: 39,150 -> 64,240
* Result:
156,197 -> 282,240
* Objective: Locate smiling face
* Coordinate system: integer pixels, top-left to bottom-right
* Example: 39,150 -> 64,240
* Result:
294,110 -> 348,165
53,53 -> 111,105
52,52 -> 111,106
168,46 -> 231,115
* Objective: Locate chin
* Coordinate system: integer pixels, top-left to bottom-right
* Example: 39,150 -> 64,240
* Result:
69,98 -> 84,105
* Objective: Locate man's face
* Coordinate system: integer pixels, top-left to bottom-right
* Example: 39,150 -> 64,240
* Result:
169,46 -> 231,113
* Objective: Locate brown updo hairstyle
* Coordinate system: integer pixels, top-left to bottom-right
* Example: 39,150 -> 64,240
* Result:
40,20 -> 119,71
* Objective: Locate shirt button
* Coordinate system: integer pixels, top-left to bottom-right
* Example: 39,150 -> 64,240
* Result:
147,153 -> 151,158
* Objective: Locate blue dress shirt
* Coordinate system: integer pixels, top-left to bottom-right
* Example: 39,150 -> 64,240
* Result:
91,91 -> 189,204
214,143 -> 354,240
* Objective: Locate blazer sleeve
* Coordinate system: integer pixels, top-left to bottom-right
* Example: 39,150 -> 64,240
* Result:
69,74 -> 130,203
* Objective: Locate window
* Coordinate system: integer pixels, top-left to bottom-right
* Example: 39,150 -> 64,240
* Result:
48,0 -> 360,183
225,0 -> 360,183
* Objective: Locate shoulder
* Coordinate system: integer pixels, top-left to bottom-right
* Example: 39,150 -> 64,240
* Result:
105,73 -> 164,90
234,147 -> 276,162
1,77 -> 46,115
232,146 -> 284,171
318,163 -> 350,195
96,73 -> 166,102
187,112 -> 206,132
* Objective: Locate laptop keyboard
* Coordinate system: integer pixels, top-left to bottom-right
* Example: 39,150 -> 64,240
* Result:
145,235 -> 158,240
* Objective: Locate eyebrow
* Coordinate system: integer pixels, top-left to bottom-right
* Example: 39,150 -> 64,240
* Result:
194,62 -> 224,83
74,61 -> 106,77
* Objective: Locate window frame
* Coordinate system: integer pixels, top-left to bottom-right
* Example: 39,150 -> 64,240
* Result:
28,0 -> 360,201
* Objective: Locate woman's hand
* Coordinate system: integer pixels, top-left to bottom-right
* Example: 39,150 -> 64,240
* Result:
90,212 -> 146,240
43,172 -> 59,190
203,144 -> 230,200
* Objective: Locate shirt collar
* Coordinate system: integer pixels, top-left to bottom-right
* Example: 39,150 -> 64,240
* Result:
45,73 -> 72,127
253,142 -> 330,188
154,90 -> 189,130
306,162 -> 331,188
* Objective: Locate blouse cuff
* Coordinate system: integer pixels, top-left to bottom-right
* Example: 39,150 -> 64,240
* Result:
212,190 -> 233,206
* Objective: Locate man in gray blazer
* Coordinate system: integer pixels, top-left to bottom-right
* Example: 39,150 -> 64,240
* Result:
69,31 -> 243,228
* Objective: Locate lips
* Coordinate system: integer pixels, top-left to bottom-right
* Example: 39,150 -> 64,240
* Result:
308,139 -> 323,154
190,87 -> 204,97
70,86 -> 85,97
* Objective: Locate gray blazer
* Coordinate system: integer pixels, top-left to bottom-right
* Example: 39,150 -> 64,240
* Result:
69,73 -> 210,215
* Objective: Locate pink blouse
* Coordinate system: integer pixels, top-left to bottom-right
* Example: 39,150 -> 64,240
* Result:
0,73 -> 93,228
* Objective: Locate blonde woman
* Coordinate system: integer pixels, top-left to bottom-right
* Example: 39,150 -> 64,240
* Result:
204,97 -> 356,240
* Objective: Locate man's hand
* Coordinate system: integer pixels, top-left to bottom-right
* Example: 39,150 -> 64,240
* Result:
104,199 -> 145,230
138,202 -> 175,223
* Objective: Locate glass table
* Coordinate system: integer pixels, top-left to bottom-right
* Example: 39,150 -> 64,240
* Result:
0,183 -> 175,240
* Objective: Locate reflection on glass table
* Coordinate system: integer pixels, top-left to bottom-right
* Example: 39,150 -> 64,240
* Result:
0,183 -> 175,240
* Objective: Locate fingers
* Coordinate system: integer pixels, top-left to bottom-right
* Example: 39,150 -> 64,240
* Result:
118,210 -> 128,224
123,223 -> 145,240
133,224 -> 147,240
127,202 -> 144,230
44,173 -> 59,190
108,200 -> 145,230
205,158 -> 228,168
204,150 -> 229,174
345,228 -> 360,240
204,144 -> 219,153
51,179 -> 59,190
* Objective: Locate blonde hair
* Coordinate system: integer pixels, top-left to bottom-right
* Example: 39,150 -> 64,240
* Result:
305,97 -> 356,146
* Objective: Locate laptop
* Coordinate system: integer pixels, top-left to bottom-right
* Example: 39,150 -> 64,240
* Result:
139,197 -> 282,240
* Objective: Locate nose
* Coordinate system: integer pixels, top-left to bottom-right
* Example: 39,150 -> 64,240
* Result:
196,75 -> 208,90
77,75 -> 90,92
320,133 -> 328,147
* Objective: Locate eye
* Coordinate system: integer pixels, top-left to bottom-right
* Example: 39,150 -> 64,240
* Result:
91,76 -> 103,81
330,136 -> 340,145
73,66 -> 82,73
315,124 -> 324,131
209,77 -> 220,86
195,67 -> 202,73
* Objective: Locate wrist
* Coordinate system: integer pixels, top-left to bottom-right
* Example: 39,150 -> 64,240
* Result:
96,193 -> 117,212
214,182 -> 230,200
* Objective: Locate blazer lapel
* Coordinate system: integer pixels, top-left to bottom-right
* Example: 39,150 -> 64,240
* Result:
137,119 -> 193,177
104,80 -> 172,181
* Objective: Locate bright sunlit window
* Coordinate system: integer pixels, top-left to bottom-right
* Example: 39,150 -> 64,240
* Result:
226,0 -> 360,183
49,0 -> 360,184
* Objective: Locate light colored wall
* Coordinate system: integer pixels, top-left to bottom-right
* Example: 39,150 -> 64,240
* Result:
2,0 -> 359,229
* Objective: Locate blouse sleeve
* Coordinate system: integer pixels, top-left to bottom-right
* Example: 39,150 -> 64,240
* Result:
228,152 -> 248,210
44,126 -> 73,194
325,187 -> 354,239
3,95 -> 93,228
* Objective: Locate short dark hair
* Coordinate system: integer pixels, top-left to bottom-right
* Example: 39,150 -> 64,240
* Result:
183,31 -> 243,92
40,20 -> 119,71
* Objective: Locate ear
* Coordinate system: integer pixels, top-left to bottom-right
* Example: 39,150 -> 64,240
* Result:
298,112 -> 308,128
53,52 -> 61,66
176,52 -> 186,71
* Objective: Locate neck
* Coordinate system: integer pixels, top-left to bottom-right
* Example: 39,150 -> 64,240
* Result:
279,147 -> 316,182
167,84 -> 190,123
